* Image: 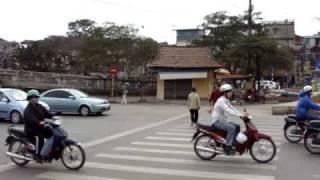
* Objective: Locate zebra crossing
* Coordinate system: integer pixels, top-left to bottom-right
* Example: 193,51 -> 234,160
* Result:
30,109 -> 285,180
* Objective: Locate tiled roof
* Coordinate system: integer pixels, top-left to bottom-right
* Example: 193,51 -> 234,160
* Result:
148,47 -> 221,69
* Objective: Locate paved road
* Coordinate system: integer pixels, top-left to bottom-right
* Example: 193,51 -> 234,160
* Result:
0,103 -> 318,180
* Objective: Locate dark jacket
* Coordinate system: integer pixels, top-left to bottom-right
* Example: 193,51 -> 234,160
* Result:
296,91 -> 320,120
24,103 -> 53,137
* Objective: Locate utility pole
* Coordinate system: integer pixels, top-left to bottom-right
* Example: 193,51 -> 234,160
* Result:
248,0 -> 256,91
248,0 -> 253,35
247,0 -> 253,74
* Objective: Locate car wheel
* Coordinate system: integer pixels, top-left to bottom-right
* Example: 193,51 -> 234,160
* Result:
10,111 -> 22,124
79,105 -> 91,116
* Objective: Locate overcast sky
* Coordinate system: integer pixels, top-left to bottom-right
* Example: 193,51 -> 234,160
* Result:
1,0 -> 320,44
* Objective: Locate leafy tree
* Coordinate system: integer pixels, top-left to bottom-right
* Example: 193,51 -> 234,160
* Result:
194,11 -> 294,90
16,37 -> 72,72
225,34 -> 293,89
67,19 -> 96,38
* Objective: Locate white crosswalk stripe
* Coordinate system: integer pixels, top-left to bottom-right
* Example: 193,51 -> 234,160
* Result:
36,172 -> 124,180
114,147 -> 279,160
85,162 -> 275,180
168,128 -> 282,133
95,153 -> 277,170
30,108 -> 283,180
131,141 -> 282,148
131,141 -> 192,148
146,135 -> 283,142
158,131 -> 282,137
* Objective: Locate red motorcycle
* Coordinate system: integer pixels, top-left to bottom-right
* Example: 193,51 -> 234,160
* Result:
192,116 -> 277,163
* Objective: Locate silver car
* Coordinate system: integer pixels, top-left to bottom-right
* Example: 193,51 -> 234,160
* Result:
0,88 -> 50,124
40,89 -> 111,116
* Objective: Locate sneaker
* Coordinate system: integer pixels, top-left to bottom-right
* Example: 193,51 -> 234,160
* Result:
224,146 -> 236,155
34,155 -> 43,164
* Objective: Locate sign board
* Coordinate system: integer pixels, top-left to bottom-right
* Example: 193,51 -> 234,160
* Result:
109,65 -> 119,76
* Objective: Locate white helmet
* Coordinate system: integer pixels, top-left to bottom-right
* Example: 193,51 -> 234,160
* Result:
303,85 -> 312,93
236,132 -> 248,144
220,84 -> 233,92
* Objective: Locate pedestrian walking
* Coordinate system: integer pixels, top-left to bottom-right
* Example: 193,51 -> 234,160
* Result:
121,82 -> 129,105
209,83 -> 221,106
188,87 -> 201,126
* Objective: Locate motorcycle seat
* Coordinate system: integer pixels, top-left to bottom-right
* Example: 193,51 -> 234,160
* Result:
197,123 -> 226,133
309,120 -> 320,129
288,114 -> 297,120
9,127 -> 26,137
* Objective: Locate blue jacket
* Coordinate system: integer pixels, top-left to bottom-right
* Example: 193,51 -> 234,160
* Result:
296,91 -> 320,120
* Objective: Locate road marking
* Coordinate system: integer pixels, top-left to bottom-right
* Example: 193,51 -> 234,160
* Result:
158,131 -> 282,137
0,163 -> 15,173
36,172 -> 123,180
169,128 -> 282,132
314,175 -> 320,178
132,141 -> 281,148
146,136 -> 191,141
95,153 -> 277,170
146,136 -> 283,142
0,112 -> 190,174
157,132 -> 193,137
85,162 -> 275,180
114,147 -> 279,160
131,141 -> 192,148
82,112 -> 189,148
174,125 -> 282,130
115,146 -> 193,155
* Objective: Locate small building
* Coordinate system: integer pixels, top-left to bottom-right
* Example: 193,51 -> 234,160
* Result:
264,20 -> 295,48
175,28 -> 205,47
148,47 -> 221,100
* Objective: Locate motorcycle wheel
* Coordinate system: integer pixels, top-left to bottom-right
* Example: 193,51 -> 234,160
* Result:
304,132 -> 320,154
61,144 -> 86,170
284,124 -> 303,143
193,134 -> 217,160
250,137 -> 277,163
8,140 -> 30,167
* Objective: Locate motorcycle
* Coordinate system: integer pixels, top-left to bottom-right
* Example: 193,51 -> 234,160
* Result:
5,117 -> 86,170
304,120 -> 320,154
192,116 -> 277,163
283,114 -> 307,143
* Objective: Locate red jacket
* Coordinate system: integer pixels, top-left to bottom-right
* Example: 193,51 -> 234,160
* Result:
209,90 -> 221,106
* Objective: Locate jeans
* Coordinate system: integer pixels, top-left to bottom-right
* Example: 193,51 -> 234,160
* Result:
189,110 -> 199,123
304,114 -> 320,121
212,120 -> 238,146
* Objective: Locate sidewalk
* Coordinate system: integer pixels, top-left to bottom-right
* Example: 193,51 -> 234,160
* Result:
101,96 -> 217,106
271,91 -> 320,115
102,96 -> 190,105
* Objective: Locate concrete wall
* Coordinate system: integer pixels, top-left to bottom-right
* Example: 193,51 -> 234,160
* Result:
156,76 -> 164,100
192,71 -> 215,99
192,79 -> 210,99
155,70 -> 215,100
0,69 -> 156,95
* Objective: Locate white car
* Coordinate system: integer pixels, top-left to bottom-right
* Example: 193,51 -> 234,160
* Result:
256,80 -> 279,89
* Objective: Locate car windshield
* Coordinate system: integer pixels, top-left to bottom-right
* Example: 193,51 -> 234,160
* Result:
70,89 -> 88,98
7,90 -> 27,101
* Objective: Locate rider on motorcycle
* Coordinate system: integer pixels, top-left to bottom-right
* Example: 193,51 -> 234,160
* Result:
210,84 -> 248,155
23,90 -> 53,160
295,85 -> 320,132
